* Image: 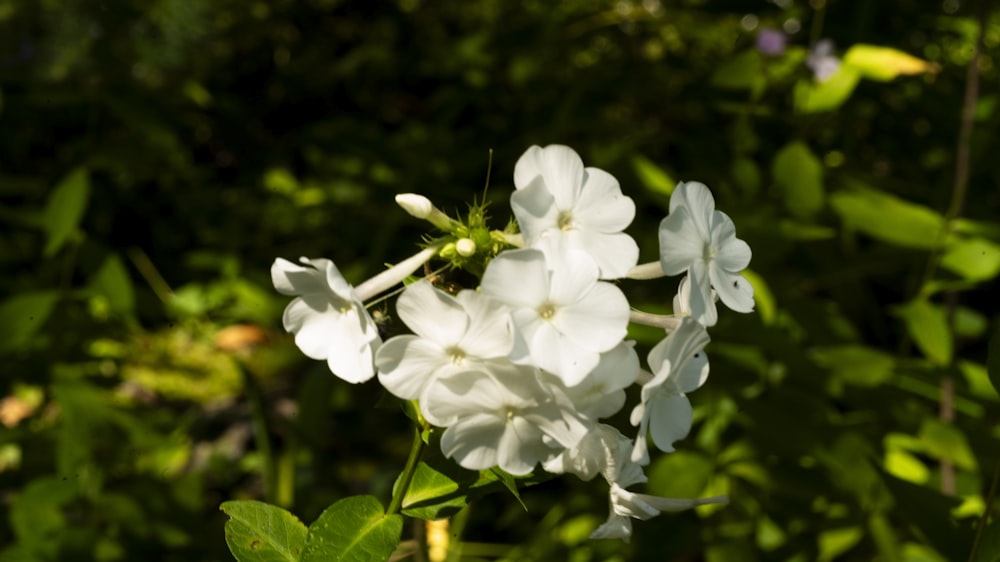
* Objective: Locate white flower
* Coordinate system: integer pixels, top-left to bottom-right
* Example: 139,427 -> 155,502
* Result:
271,257 -> 381,383
421,362 -> 589,475
659,181 -> 754,326
543,423 -> 643,484
480,245 -> 629,386
272,246 -> 438,384
590,483 -> 728,542
376,280 -> 513,401
511,144 -> 639,279
547,341 -> 640,421
630,317 -> 710,463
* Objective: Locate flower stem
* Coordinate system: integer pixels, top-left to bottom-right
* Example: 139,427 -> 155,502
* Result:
387,424 -> 427,516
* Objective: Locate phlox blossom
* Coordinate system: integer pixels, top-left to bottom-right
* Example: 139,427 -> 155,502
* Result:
659,181 -> 754,326
511,144 -> 639,279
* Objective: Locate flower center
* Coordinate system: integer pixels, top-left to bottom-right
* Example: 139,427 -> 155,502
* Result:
557,211 -> 575,231
447,346 -> 466,365
703,244 -> 717,261
538,302 -> 557,320
505,407 -> 516,424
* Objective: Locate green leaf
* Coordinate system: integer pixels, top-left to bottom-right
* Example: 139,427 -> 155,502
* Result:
711,49 -> 763,90
631,155 -> 675,197
42,168 -> 90,256
220,500 -> 308,562
830,183 -> 947,249
918,419 -> 976,470
940,237 -> 1000,281
794,66 -> 860,113
741,269 -> 775,325
818,526 -> 864,562
90,253 -> 135,314
398,462 -> 466,520
988,322 -> 1000,396
301,496 -> 402,562
489,468 -> 528,511
895,299 -> 952,366
646,451 -> 712,498
810,345 -> 895,387
730,157 -> 760,196
0,291 -> 60,353
843,44 -> 938,82
772,141 -> 824,218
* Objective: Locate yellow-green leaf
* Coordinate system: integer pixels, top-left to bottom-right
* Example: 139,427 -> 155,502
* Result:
794,66 -> 860,113
895,299 -> 952,366
42,168 -> 90,257
830,183 -> 947,249
631,155 -> 675,197
843,44 -> 939,82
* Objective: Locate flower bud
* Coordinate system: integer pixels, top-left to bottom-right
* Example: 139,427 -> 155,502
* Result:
395,193 -> 433,219
455,238 -> 477,257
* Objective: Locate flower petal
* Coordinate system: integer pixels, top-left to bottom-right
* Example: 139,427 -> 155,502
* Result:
439,414 -> 504,470
481,249 -> 550,309
573,167 -> 636,232
710,211 -> 752,272
648,393 -> 692,453
514,144 -> 585,209
669,182 -> 715,242
569,230 -> 640,280
510,179 -> 559,245
709,267 -> 755,313
658,207 -> 704,276
687,260 -> 718,326
376,335 -> 449,399
396,280 -> 469,345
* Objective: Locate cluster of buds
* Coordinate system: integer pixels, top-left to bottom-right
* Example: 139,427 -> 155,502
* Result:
271,145 -> 754,540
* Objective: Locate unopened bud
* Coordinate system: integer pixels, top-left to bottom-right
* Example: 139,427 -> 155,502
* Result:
395,193 -> 433,219
455,238 -> 477,257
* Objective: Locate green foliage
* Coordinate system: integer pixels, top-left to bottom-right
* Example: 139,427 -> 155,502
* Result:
1,0 -> 997,560
221,501 -> 308,562
300,496 -> 402,562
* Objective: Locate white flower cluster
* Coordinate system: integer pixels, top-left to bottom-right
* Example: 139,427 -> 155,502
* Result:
271,144 -> 754,541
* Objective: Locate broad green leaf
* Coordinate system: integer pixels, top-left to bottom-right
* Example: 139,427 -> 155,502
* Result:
711,49 -> 763,90
843,44 -> 938,82
918,419 -> 976,470
9,476 -> 78,553
794,66 -> 860,113
869,513 -> 901,562
810,345 -> 895,386
301,495 -> 402,562
90,253 -> 135,314
959,360 -> 999,401
988,323 -> 1000,396
397,462 -> 467,520
895,299 -> 952,366
631,155 -> 675,197
0,291 -> 60,353
830,184 -> 947,249
941,237 -> 1000,281
772,141 -> 824,217
220,500 -> 308,562
42,168 -> 90,256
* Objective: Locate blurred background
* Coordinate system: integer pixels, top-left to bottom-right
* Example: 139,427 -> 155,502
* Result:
2,0 -> 999,560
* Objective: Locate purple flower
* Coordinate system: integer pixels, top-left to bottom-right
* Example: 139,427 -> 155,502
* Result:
756,28 -> 787,56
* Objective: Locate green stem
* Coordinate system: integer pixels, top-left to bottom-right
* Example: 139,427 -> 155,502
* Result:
968,460 -> 1000,562
387,424 -> 427,516
239,363 -> 277,504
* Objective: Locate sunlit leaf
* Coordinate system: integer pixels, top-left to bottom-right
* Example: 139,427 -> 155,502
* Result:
772,141 -> 824,218
740,269 -> 775,325
301,496 -> 402,562
631,155 -> 675,197
397,462 -> 466,520
895,299 -> 952,366
794,67 -> 860,113
818,526 -> 864,562
0,291 -> 60,353
941,237 -> 1000,281
42,168 -> 90,257
646,450 -> 712,498
221,500 -> 308,562
830,183 -> 947,249
843,44 -> 938,81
